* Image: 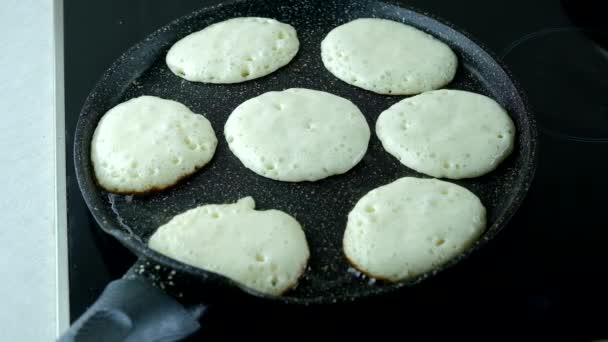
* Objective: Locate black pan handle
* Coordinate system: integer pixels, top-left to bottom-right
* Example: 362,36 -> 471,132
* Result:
58,258 -> 205,342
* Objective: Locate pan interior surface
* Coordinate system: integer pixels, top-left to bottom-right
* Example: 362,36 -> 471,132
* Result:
74,0 -> 536,304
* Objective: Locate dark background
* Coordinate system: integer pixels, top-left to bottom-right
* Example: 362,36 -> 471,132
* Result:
64,0 -> 608,340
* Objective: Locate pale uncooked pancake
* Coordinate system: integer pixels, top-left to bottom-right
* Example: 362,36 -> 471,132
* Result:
91,96 -> 217,193
148,197 -> 309,296
224,88 -> 371,182
321,18 -> 458,95
166,17 -> 299,83
376,89 -> 516,179
343,177 -> 486,282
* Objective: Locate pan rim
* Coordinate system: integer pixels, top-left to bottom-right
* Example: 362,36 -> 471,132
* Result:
73,0 -> 538,305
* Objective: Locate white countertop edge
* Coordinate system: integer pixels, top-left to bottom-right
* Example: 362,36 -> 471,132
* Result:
53,0 -> 70,336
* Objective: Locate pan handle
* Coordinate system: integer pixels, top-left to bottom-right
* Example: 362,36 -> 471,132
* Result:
58,258 -> 205,342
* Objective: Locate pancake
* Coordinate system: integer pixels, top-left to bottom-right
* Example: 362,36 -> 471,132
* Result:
166,17 -> 299,83
91,95 -> 217,193
321,18 -> 457,95
148,197 -> 310,296
343,177 -> 486,282
224,88 -> 370,182
376,89 -> 516,179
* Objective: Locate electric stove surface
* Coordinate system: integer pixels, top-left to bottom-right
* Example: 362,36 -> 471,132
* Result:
64,0 -> 608,340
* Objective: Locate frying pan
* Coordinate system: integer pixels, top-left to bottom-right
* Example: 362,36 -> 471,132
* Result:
61,0 -> 537,340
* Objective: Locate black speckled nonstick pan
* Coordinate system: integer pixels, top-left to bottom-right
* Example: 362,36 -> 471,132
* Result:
63,0 -> 537,340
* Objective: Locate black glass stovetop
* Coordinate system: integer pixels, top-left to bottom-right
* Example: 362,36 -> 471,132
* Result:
64,0 -> 608,340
